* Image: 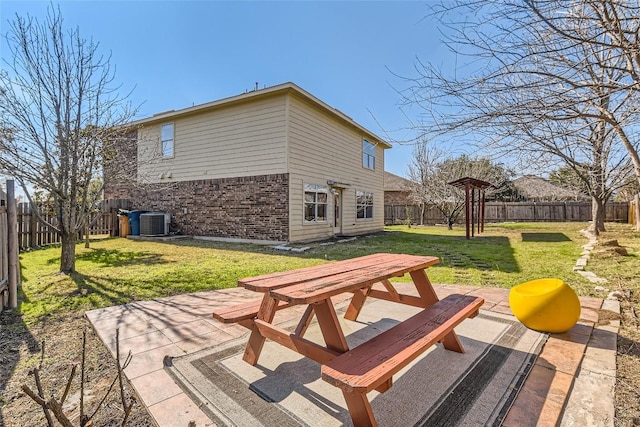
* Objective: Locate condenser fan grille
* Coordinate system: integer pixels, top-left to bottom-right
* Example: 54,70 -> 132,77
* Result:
140,213 -> 169,236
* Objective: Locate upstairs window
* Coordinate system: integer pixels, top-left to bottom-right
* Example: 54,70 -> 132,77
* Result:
161,123 -> 174,158
356,190 -> 374,220
304,183 -> 328,223
363,139 -> 375,169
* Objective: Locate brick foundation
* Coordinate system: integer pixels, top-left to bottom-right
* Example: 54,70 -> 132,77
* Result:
104,173 -> 289,242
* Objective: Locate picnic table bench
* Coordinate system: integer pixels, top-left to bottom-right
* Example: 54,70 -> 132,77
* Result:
211,253 -> 484,426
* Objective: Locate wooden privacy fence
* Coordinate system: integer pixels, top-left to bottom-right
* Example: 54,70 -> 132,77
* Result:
1,203 -> 8,310
385,201 -> 630,225
16,199 -> 132,250
1,180 -> 20,312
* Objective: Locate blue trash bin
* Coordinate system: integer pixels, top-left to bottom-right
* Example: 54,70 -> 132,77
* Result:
127,210 -> 148,236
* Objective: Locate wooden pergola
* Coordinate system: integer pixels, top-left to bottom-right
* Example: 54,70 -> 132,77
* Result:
448,177 -> 494,240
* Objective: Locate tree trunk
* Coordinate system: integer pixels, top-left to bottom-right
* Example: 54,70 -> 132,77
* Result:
590,196 -> 606,235
420,204 -> 425,226
84,220 -> 90,249
635,194 -> 640,232
60,232 -> 77,274
446,217 -> 454,230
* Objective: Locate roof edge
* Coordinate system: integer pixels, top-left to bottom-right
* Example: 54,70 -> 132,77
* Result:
130,82 -> 391,148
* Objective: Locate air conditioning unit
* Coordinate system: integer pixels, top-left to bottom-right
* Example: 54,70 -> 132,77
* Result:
140,212 -> 170,236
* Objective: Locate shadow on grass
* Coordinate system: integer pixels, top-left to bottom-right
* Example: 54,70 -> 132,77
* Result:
521,233 -> 571,242
160,230 -> 520,274
47,248 -> 166,267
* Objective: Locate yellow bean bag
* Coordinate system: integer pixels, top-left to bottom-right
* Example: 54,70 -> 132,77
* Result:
509,278 -> 581,333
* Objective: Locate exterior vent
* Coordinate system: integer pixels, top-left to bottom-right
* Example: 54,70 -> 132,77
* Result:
140,212 -> 170,236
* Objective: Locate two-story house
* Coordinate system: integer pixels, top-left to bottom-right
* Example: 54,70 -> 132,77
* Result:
104,82 -> 391,243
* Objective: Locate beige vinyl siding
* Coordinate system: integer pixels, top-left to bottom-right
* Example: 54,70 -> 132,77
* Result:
137,95 -> 288,183
287,94 -> 385,242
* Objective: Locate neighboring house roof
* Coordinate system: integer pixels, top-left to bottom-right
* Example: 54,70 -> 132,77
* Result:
384,171 -> 415,191
131,82 -> 391,149
513,175 -> 589,201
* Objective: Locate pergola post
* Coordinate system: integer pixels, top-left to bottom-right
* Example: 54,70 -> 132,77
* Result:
464,182 -> 471,240
448,177 -> 494,240
480,190 -> 486,233
470,185 -> 475,238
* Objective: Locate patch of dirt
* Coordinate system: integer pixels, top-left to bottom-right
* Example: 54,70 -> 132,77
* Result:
615,297 -> 640,426
597,308 -> 623,326
593,247 -> 629,257
0,310 -> 156,426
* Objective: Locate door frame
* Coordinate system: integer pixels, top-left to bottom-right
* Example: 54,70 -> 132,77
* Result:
333,189 -> 343,236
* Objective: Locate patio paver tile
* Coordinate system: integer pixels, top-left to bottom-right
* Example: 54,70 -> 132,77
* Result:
580,328 -> 617,376
131,369 -> 183,406
105,330 -> 173,356
551,324 -> 593,343
146,312 -> 202,329
92,318 -> 158,343
503,365 -> 573,427
437,284 -> 479,295
520,364 -> 575,404
147,392 -> 216,427
174,328 -> 235,354
579,307 -> 599,323
578,296 -> 603,310
468,287 -> 510,305
124,343 -> 184,380
159,319 -> 222,343
487,303 -> 513,316
536,336 -> 587,377
502,391 -> 564,427
559,370 -> 615,427
202,318 -> 249,338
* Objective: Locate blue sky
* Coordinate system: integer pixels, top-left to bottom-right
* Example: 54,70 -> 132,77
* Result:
0,1 -> 458,178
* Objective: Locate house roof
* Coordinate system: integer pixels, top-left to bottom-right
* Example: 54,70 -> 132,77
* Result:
513,175 -> 589,201
383,171 -> 415,191
131,82 -> 392,149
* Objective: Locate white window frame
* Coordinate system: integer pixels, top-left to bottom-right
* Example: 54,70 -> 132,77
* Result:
356,190 -> 374,220
362,139 -> 375,170
161,123 -> 174,158
304,183 -> 328,223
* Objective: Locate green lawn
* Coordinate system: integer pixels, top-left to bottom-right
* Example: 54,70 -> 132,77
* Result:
17,222 -> 606,324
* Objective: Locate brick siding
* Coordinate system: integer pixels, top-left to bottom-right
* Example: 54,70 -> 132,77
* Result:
104,173 -> 289,241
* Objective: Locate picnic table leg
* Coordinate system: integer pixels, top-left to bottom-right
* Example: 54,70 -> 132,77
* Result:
344,287 -> 370,321
313,299 -> 349,353
342,392 -> 378,427
294,305 -> 316,337
410,268 -> 465,352
441,330 -> 466,353
409,269 -> 439,307
243,295 -> 279,365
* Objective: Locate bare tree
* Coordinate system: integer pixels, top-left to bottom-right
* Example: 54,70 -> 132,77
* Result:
0,6 -> 136,272
404,0 -> 640,233
407,142 -> 510,229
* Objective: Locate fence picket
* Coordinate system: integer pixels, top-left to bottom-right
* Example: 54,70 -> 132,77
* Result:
15,202 -> 124,250
385,201 -> 630,225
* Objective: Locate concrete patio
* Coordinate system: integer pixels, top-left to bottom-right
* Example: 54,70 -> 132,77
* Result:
85,284 -> 619,427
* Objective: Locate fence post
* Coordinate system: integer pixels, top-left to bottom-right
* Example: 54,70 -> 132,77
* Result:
7,180 -> 19,309
29,203 -> 37,248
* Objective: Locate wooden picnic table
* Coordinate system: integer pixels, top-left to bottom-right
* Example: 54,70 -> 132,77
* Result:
212,253 -> 484,426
